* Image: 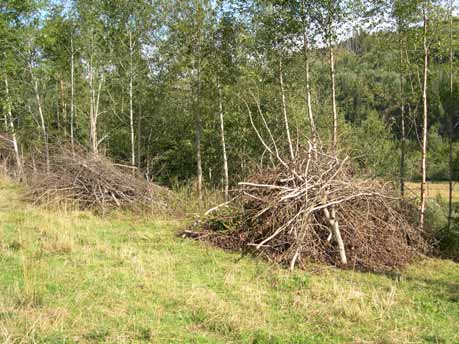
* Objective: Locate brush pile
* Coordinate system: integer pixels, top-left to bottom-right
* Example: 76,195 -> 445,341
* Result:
26,147 -> 171,212
188,146 -> 428,272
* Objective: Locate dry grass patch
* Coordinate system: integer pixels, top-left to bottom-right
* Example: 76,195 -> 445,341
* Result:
406,182 -> 459,202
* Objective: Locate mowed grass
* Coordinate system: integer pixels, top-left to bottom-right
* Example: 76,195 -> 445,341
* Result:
406,182 -> 459,204
0,178 -> 458,343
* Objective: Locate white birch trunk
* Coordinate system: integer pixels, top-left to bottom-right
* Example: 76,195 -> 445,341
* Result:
330,43 -> 338,151
399,25 -> 406,197
59,78 -> 66,136
420,7 -> 429,231
89,62 -> 98,155
301,0 -> 317,147
30,65 -> 50,173
129,30 -> 135,168
137,106 -> 142,170
303,32 -> 317,147
279,58 -> 295,161
195,91 -> 203,200
88,54 -> 103,157
447,0 -> 454,231
218,79 -> 229,201
328,33 -> 346,264
70,37 -> 75,153
193,53 -> 203,200
4,77 -> 22,177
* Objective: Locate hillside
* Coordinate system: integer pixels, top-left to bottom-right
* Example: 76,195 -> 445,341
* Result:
0,177 -> 458,344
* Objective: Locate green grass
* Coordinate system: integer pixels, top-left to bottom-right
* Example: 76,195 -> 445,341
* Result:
0,178 -> 458,343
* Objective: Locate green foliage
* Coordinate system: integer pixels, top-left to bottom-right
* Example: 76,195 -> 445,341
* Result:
0,0 -> 458,195
425,195 -> 449,232
348,110 -> 398,177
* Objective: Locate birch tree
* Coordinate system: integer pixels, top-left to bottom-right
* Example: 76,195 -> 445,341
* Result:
300,0 -> 318,147
165,0 -> 215,199
311,0 -> 350,264
27,35 -> 50,172
78,0 -> 108,157
393,0 -> 409,196
419,0 -> 429,231
311,0 -> 346,151
447,0 -> 455,231
70,32 -> 76,152
3,77 -> 22,177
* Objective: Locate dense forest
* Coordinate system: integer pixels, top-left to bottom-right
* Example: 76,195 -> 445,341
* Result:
1,0 -> 458,214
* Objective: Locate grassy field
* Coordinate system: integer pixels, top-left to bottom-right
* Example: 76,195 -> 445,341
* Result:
406,182 -> 459,203
0,178 -> 458,343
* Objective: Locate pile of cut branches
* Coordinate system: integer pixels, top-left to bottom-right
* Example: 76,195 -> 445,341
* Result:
187,146 -> 428,272
26,147 -> 172,212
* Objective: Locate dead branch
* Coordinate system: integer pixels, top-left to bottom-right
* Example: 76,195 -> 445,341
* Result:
186,144 -> 428,272
24,145 -> 172,213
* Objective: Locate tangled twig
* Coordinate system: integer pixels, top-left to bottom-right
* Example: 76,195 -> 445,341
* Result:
187,145 -> 428,272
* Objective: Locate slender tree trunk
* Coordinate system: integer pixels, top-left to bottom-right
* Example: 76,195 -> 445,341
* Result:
137,106 -> 142,171
194,56 -> 203,200
4,77 -> 22,177
448,0 -> 454,231
95,74 -> 103,152
89,62 -> 98,156
56,81 -> 61,131
30,65 -> 50,173
301,0 -> 317,147
330,42 -> 338,151
70,36 -> 75,153
195,107 -> 203,200
3,105 -> 8,130
399,25 -> 406,197
420,7 -> 429,231
279,57 -> 295,161
88,54 -> 104,157
59,78 -> 66,137
129,30 -> 135,168
217,79 -> 229,201
303,32 -> 317,146
327,33 -> 346,264
449,131 -> 454,230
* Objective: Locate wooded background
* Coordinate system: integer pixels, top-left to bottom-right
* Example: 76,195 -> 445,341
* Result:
1,0 -> 458,207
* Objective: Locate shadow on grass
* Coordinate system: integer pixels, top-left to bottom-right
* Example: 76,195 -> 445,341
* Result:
384,268 -> 459,303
